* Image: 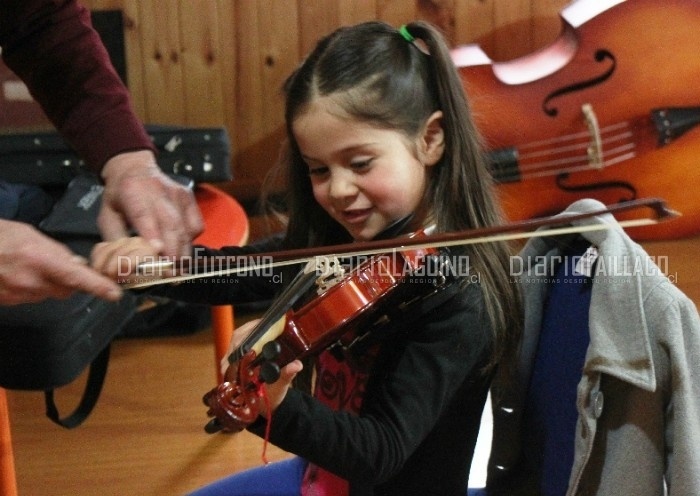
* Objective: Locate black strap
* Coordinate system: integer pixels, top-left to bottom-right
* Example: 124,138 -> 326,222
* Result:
44,344 -> 111,429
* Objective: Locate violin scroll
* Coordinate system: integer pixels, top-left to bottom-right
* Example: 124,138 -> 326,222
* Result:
203,348 -> 278,433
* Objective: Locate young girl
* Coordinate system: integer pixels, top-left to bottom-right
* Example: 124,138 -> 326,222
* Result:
92,20 -> 521,496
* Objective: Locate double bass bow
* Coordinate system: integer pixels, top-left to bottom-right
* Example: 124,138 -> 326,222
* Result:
452,0 -> 700,240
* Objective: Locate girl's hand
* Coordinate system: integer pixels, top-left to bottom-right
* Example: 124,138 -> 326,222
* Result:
90,236 -> 166,279
220,317 -> 303,417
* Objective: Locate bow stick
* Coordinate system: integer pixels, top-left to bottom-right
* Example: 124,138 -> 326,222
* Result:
123,197 -> 678,289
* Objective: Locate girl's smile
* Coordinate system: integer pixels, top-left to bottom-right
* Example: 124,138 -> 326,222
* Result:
341,207 -> 372,225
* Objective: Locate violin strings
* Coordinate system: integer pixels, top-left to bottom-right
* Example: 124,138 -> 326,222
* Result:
236,265 -> 318,358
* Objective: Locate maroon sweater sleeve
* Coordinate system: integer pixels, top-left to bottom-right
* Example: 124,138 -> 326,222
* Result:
0,0 -> 154,171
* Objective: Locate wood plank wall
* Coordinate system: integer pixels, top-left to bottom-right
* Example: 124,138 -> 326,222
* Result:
82,0 -> 570,203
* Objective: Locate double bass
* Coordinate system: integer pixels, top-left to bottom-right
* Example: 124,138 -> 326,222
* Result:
453,0 -> 700,240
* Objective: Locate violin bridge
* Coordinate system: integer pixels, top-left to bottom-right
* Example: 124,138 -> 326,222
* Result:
313,255 -> 346,294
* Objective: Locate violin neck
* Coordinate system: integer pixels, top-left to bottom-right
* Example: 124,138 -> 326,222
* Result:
232,265 -> 318,362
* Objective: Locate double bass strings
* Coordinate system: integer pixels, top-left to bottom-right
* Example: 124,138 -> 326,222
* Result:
497,115 -> 650,180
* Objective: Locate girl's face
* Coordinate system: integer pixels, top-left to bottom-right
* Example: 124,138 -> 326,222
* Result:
292,98 -> 443,241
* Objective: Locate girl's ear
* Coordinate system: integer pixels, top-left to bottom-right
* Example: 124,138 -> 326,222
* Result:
419,111 -> 445,167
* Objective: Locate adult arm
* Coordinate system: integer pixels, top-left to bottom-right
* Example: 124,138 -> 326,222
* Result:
0,0 -> 152,168
0,0 -> 202,256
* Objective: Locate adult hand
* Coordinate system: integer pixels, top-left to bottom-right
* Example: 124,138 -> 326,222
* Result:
99,150 -> 203,257
0,220 -> 122,305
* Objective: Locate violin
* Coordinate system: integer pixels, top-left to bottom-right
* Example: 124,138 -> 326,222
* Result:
164,198 -> 673,434
202,233 -> 440,433
452,0 -> 700,240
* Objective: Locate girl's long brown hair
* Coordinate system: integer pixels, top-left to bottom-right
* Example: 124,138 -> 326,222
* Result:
264,20 -> 521,371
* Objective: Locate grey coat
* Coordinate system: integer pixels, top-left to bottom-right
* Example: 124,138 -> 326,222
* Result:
485,199 -> 700,496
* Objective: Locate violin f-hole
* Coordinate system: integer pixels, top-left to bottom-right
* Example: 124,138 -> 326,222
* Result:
542,49 -> 616,117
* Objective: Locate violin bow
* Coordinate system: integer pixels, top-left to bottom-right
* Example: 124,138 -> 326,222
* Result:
123,197 -> 678,289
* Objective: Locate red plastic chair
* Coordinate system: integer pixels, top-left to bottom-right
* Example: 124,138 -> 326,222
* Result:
193,184 -> 250,382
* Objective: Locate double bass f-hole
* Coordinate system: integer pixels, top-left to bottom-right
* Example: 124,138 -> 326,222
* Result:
543,49 -> 616,117
556,172 -> 637,204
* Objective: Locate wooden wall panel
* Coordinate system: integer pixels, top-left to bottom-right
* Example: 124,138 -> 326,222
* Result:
232,0 -> 299,188
298,1 -> 342,55
216,0 -> 238,162
492,0 -> 534,60
179,0 -> 226,126
137,0 -> 187,124
457,0 -> 569,61
230,0 -> 263,179
454,1 -> 494,49
416,0 -> 457,43
532,0 -> 569,48
376,0 -> 420,26
337,0 -> 379,26
80,0 -> 571,203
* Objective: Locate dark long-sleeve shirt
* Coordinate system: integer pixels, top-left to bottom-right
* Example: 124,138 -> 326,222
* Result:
154,239 -> 495,495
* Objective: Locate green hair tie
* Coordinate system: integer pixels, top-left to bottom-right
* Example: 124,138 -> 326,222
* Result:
398,25 -> 415,43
